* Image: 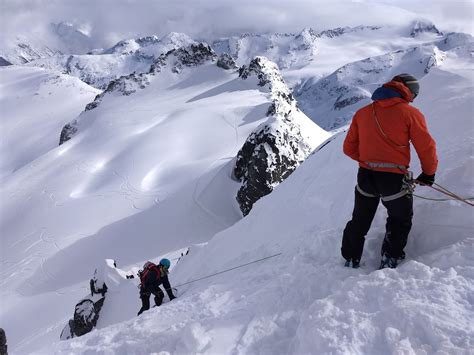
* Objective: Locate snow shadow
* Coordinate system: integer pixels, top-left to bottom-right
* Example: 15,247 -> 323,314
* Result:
186,78 -> 256,103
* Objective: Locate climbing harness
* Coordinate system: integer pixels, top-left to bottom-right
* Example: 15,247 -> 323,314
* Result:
365,161 -> 408,171
356,170 -> 473,207
356,171 -> 415,202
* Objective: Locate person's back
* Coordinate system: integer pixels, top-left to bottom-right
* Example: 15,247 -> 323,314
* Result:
341,73 -> 438,269
344,79 -> 437,176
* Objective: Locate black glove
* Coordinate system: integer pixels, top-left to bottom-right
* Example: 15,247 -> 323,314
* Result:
416,172 -> 435,186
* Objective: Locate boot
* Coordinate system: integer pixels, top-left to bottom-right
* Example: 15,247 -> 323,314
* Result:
379,253 -> 398,269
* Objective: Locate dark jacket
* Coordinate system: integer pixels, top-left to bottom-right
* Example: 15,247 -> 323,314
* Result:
140,265 -> 174,299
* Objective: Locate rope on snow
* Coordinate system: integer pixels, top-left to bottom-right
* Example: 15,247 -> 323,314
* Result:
173,252 -> 282,289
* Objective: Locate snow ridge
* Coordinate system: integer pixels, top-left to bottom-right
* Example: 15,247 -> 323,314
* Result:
59,42 -> 218,145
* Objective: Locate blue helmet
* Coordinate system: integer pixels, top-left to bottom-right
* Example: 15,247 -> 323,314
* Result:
159,258 -> 171,269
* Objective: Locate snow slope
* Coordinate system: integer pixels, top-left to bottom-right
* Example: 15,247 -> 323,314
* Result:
48,55 -> 473,353
0,66 -> 100,179
1,22 -> 473,354
0,53 -> 328,352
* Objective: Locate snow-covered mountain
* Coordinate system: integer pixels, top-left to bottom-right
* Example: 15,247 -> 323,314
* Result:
27,32 -> 197,89
294,34 -> 473,130
50,22 -> 96,55
1,18 -> 473,354
0,35 -> 60,66
0,22 -> 94,66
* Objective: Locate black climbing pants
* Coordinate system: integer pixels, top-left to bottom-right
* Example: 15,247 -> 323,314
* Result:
341,168 -> 413,261
137,287 -> 164,316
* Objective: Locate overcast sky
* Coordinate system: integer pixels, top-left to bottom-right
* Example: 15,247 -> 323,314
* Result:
1,0 -> 473,48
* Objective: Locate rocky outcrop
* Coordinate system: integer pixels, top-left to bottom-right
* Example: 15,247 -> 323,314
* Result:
234,57 -> 313,215
59,123 -> 78,145
410,20 -> 442,38
293,28 -> 318,51
59,42 -> 217,145
315,26 -> 381,39
217,53 -> 237,70
0,57 -> 12,66
60,263 -> 111,340
0,328 -> 6,355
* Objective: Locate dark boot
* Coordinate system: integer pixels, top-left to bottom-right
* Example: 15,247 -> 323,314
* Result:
379,252 -> 398,269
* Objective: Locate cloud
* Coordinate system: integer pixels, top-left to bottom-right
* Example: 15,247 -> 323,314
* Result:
1,0 -> 472,50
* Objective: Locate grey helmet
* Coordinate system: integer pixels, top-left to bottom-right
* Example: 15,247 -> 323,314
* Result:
392,73 -> 420,99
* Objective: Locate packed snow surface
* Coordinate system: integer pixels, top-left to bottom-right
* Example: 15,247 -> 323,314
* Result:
0,24 -> 473,355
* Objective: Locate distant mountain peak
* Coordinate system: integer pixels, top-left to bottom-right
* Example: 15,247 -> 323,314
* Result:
50,22 -> 89,38
315,25 -> 381,39
160,32 -> 195,44
410,19 -> 442,37
103,32 -> 196,56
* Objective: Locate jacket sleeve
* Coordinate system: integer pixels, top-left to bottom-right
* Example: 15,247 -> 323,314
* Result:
161,274 -> 175,299
409,110 -> 438,175
343,114 -> 360,162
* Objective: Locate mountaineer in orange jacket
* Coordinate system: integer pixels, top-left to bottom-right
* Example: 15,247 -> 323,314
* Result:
341,73 -> 438,269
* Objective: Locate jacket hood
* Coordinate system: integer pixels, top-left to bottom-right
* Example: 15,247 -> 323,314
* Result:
382,80 -> 414,102
371,86 -> 402,101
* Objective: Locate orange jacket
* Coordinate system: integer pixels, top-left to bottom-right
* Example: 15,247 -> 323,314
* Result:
343,81 -> 438,175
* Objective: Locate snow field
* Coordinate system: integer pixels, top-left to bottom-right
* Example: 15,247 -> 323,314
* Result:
48,65 -> 473,354
1,23 -> 473,354
1,60 -> 329,352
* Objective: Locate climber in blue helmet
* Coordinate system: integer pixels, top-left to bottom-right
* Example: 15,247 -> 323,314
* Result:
137,258 -> 176,316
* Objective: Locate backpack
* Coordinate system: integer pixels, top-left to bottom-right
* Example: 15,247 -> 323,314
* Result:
138,261 -> 161,285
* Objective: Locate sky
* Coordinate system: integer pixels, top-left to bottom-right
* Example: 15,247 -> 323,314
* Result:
1,0 -> 473,49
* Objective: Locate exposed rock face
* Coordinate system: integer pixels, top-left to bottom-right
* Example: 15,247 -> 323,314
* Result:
0,38 -> 61,65
0,328 -> 6,355
315,25 -> 380,39
217,53 -> 237,69
60,266 -> 109,340
59,42 -> 217,145
173,43 -> 217,67
59,123 -> 78,145
410,20 -> 442,37
0,57 -> 12,66
234,57 -> 313,215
